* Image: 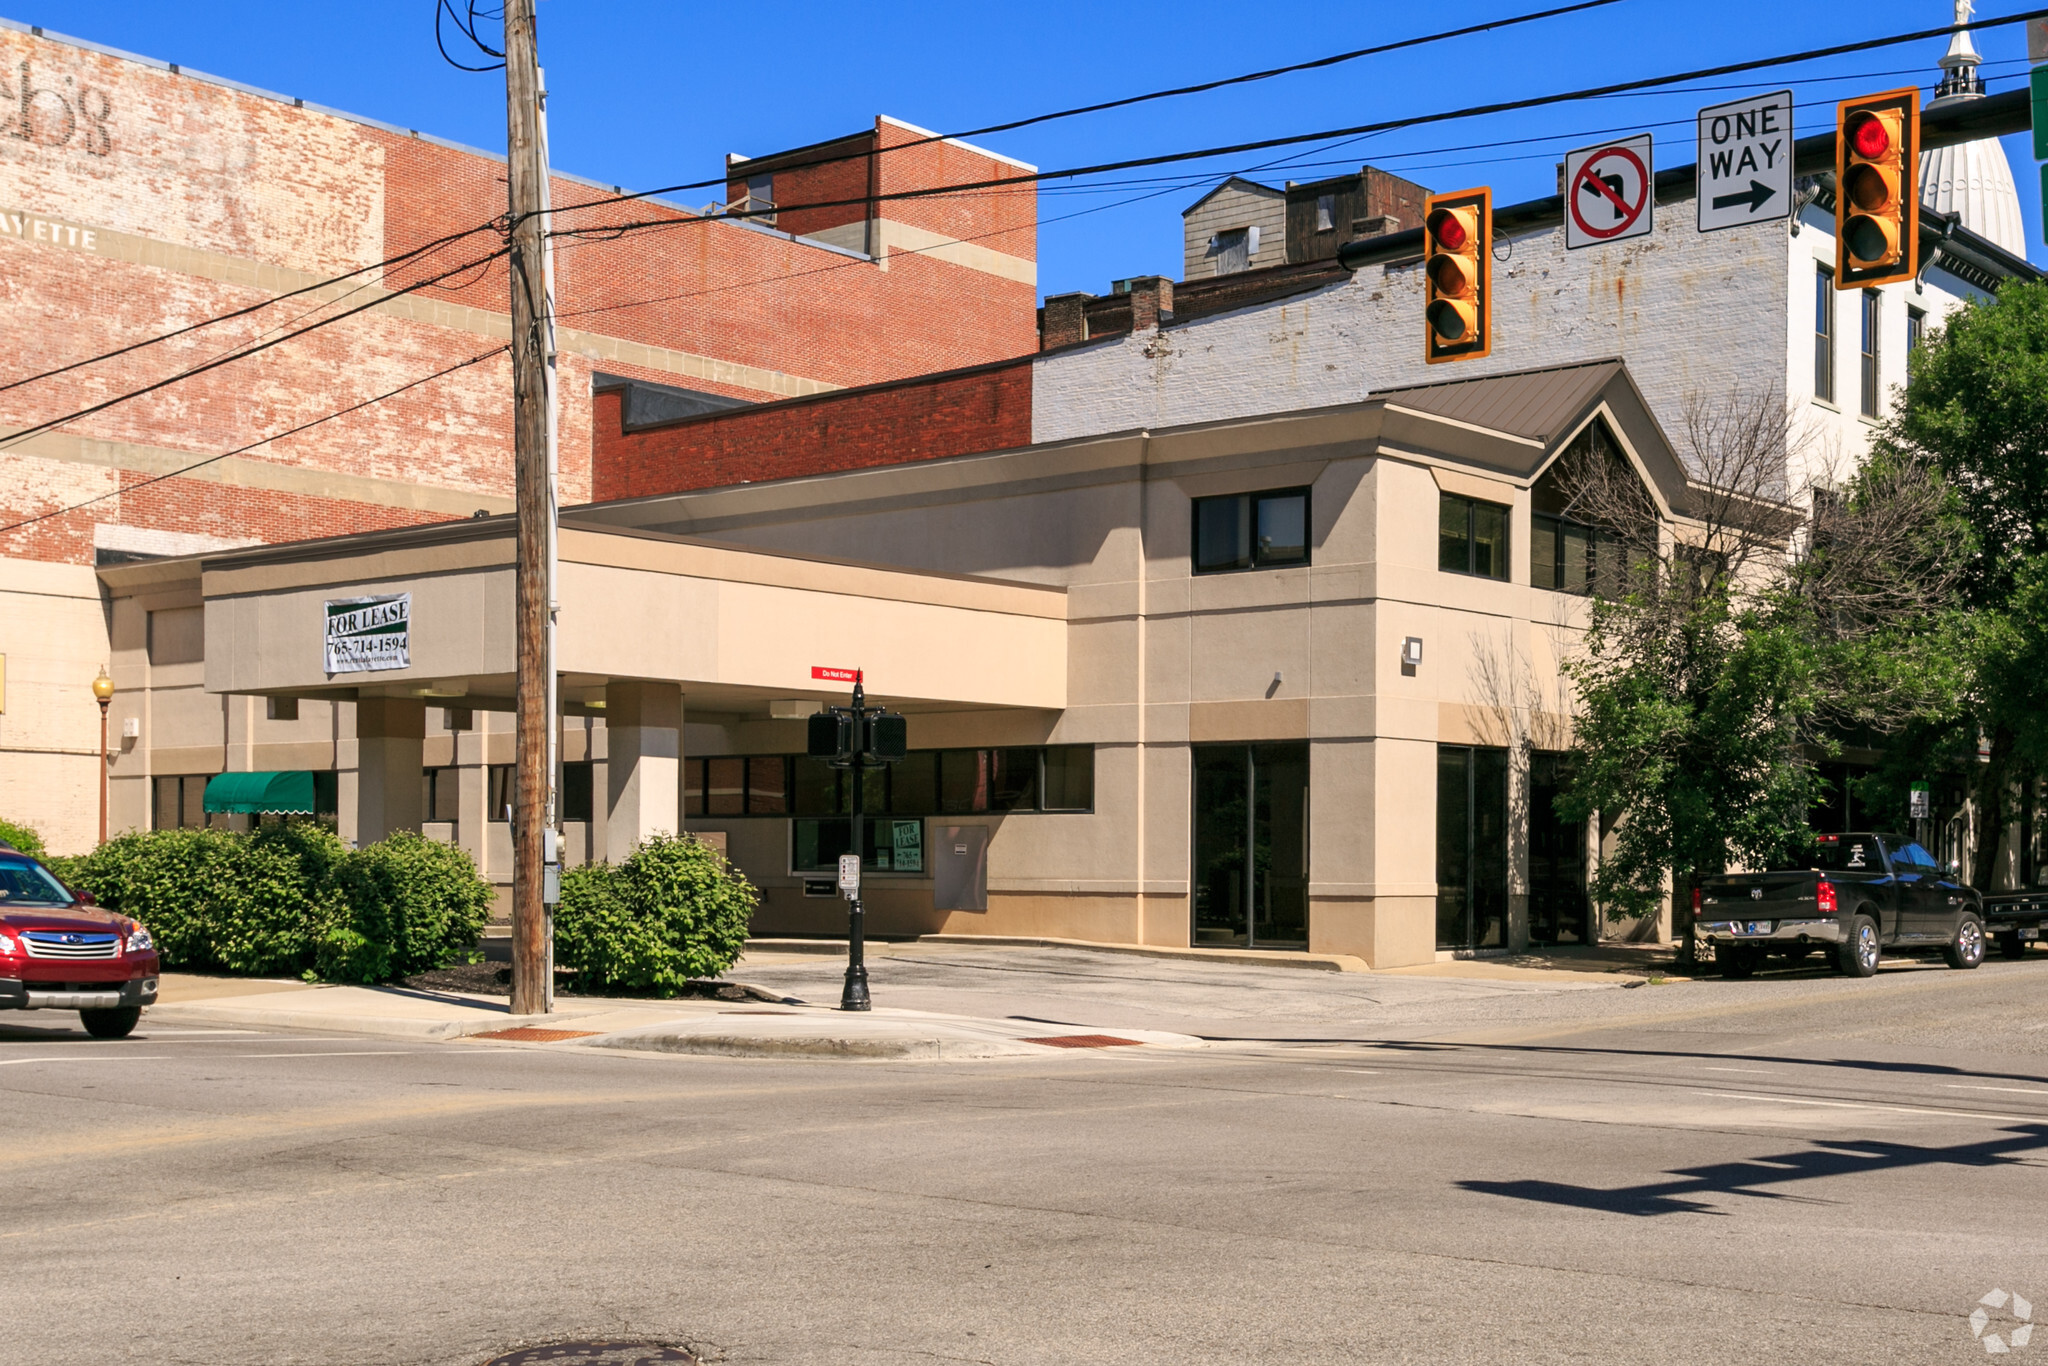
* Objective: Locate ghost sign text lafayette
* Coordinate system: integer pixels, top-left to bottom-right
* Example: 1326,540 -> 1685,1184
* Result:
1697,91 -> 1794,233
324,593 -> 411,674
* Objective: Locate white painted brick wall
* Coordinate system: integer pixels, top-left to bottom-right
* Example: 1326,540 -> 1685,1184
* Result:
1037,199 -> 1985,471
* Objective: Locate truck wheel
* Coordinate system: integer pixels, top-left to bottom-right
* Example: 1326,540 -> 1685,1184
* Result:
1836,915 -> 1881,978
1943,915 -> 1985,970
79,1007 -> 140,1039
1720,946 -> 1759,979
1998,935 -> 2028,960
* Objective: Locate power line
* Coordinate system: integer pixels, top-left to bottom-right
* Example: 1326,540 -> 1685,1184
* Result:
0,245 -> 507,463
0,345 -> 510,539
435,0 -> 505,72
543,0 -> 1639,221
0,219 -> 502,401
548,6 -> 2048,241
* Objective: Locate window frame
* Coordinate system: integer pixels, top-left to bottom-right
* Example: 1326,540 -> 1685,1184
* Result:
1529,511 -> 1598,596
1190,486 -> 1312,576
1814,263 -> 1836,405
1859,288 -> 1882,419
1906,304 -> 1925,354
1438,491 -> 1511,582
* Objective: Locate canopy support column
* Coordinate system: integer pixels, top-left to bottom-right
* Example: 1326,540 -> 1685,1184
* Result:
356,696 -> 425,845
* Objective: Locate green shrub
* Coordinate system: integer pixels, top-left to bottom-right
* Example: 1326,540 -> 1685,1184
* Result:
57,827 -> 319,974
0,817 -> 46,859
554,833 -> 755,994
55,823 -> 488,983
317,831 -> 493,983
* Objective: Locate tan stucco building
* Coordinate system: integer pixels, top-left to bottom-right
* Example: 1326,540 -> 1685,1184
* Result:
94,359 -> 1703,967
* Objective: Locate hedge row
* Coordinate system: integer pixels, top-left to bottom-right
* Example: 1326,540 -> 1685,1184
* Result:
47,824 -> 493,983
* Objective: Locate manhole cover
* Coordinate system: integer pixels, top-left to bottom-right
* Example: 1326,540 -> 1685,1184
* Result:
485,1342 -> 697,1366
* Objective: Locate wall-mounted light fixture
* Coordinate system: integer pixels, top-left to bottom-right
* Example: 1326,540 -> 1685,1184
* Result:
1402,637 -> 1424,668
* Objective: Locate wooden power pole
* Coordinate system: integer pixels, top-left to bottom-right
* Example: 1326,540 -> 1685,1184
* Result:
505,0 -> 554,1016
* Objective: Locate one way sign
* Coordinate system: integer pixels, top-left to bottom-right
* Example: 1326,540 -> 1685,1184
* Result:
1697,90 -> 1794,233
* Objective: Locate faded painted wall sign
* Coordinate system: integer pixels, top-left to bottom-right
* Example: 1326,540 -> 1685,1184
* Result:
0,61 -> 112,156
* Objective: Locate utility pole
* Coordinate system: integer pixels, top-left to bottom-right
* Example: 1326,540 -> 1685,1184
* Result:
504,0 -> 554,1016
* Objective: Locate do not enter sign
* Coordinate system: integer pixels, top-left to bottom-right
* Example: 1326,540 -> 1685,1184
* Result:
1564,133 -> 1653,250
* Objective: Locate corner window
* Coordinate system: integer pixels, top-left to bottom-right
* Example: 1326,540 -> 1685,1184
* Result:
1438,492 -> 1509,580
1193,488 -> 1310,574
1530,514 -> 1596,595
1814,264 -> 1836,404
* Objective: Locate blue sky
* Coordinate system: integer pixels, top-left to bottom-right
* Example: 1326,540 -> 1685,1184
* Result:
38,1 -> 2048,295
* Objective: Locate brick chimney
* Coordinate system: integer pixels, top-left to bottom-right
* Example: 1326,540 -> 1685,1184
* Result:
1040,292 -> 1092,351
1125,276 -> 1174,331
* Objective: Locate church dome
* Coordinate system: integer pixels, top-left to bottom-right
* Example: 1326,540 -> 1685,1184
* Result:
1917,0 -> 2030,258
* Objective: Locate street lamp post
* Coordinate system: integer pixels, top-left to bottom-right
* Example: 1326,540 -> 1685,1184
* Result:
91,666 -> 114,846
807,674 -> 907,1012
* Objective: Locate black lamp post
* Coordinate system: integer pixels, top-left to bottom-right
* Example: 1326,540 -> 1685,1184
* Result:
808,674 -> 906,1012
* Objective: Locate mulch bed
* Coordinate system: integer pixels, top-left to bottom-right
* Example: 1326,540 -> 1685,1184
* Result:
399,960 -> 755,1002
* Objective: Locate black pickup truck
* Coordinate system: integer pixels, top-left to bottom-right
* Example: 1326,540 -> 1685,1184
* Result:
1980,887 -> 2047,959
1694,832 -> 1985,979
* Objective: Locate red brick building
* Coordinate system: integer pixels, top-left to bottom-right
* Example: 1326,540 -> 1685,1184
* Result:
0,19 -> 1036,848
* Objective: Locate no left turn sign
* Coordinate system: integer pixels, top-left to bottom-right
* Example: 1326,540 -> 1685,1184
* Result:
1564,133 -> 1653,250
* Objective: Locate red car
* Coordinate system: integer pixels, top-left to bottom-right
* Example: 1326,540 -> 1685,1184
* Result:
0,847 -> 159,1038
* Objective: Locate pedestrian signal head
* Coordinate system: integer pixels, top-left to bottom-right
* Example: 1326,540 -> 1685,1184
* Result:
1423,189 -> 1491,363
1835,90 -> 1918,288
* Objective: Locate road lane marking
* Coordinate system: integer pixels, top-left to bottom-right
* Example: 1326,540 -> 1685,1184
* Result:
0,1056 -> 173,1065
232,1051 -> 413,1059
1944,1084 -> 2048,1096
1696,1090 -> 2039,1122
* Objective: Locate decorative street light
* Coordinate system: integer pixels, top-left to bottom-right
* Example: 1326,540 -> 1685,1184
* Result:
92,665 -> 114,846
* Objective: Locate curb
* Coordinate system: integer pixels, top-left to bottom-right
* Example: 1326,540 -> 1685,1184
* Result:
143,1001 -> 599,1042
582,1031 -> 1038,1061
911,934 -> 1371,972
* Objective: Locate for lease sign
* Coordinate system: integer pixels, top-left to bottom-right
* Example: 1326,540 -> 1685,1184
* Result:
325,593 -> 411,674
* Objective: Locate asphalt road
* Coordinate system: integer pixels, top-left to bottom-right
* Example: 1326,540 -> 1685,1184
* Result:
5,949 -> 2047,1366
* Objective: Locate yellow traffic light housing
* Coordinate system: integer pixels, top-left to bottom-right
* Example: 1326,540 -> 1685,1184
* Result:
1424,188 -> 1491,364
1836,89 -> 1919,288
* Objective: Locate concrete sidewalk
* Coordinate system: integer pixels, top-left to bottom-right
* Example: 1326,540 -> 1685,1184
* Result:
142,975 -> 1205,1060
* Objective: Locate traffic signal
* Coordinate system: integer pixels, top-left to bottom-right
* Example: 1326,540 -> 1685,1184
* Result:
1424,188 -> 1491,363
1835,88 -> 1919,288
807,711 -> 851,761
865,713 -> 907,762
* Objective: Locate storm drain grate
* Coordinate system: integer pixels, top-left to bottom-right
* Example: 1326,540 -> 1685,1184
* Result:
485,1342 -> 697,1366
1022,1034 -> 1145,1049
471,1027 -> 601,1042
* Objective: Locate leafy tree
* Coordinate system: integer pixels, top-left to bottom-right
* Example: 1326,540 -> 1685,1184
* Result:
1878,280 -> 2048,888
1556,385 -> 1964,932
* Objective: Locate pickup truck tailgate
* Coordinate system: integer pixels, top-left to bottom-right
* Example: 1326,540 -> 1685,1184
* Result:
1700,872 -> 1818,915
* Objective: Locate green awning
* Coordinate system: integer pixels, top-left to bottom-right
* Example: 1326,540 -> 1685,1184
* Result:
203,771 -> 317,815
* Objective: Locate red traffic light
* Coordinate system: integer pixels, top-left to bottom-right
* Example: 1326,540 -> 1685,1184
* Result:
1847,111 -> 1890,160
1427,207 -> 1469,251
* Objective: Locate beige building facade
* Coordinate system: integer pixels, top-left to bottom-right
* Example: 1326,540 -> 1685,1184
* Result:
94,359 -> 1700,967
